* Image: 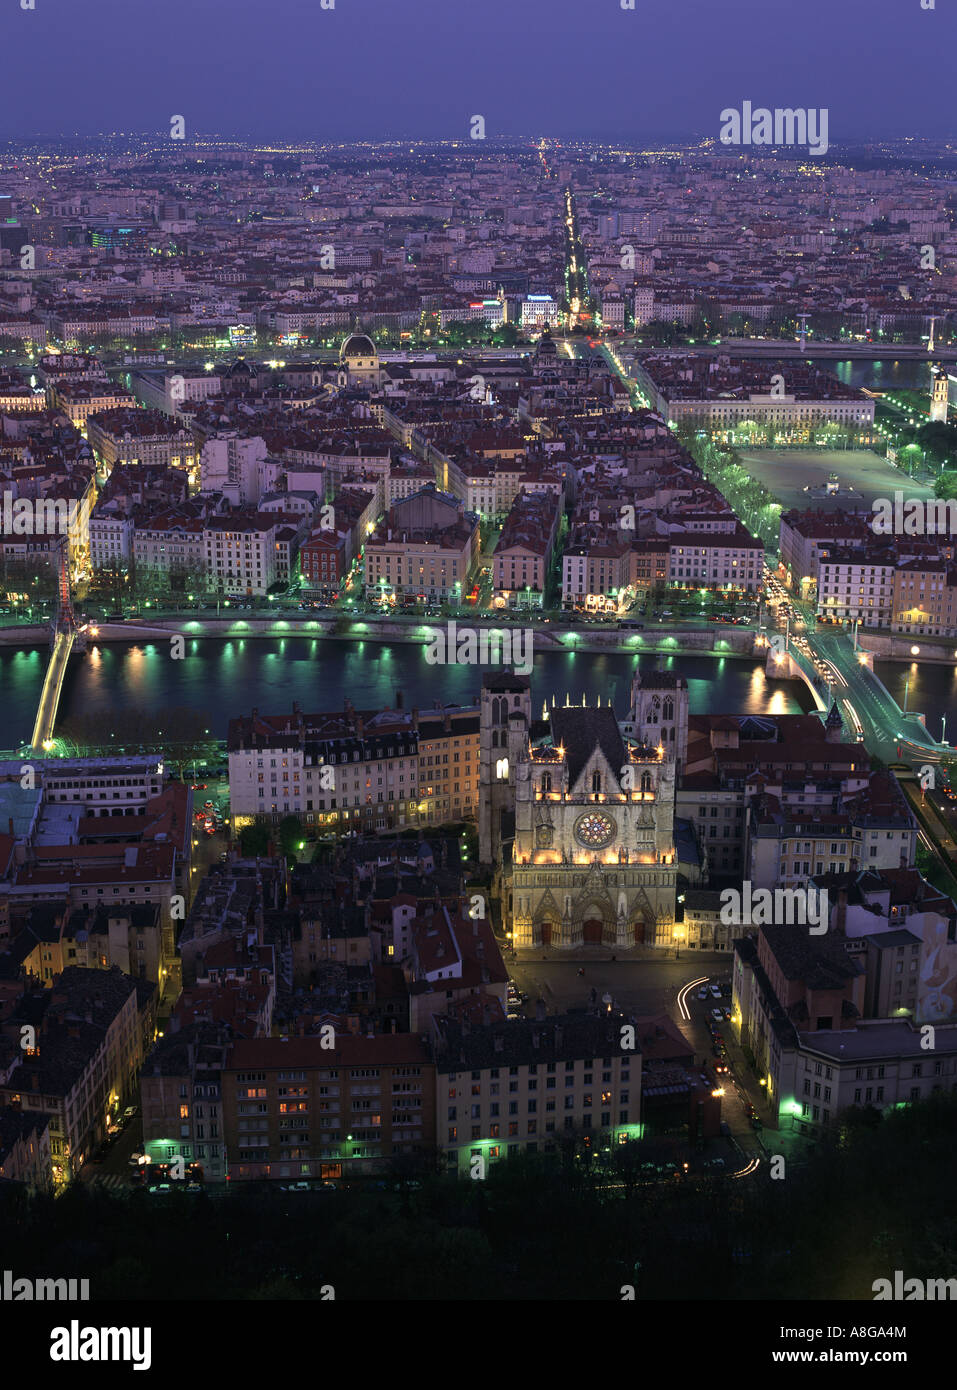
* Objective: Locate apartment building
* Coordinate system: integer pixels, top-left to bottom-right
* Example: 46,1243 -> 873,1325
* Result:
227,699 -> 481,833
0,1109 -> 53,1190
203,512 -> 282,596
0,966 -> 147,1184
222,1033 -> 435,1181
816,548 -> 897,627
747,776 -> 915,889
132,508 -> 206,580
778,509 -> 876,593
364,485 -> 479,602
733,920 -> 957,1134
562,531 -> 631,610
492,488 -> 562,608
0,754 -> 166,816
432,1012 -> 642,1175
668,528 -> 763,593
635,355 -> 875,441
141,1024 -> 230,1183
49,380 -> 136,429
892,558 -> 957,637
86,409 -> 197,471
678,713 -> 871,878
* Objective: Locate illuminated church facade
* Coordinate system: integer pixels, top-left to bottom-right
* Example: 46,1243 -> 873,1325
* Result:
503,671 -> 686,953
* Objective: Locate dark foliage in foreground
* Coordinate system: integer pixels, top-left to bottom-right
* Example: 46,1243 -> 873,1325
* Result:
3,1093 -> 955,1300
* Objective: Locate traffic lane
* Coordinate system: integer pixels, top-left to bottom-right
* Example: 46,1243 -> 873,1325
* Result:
78,1109 -> 142,1186
685,991 -> 766,1152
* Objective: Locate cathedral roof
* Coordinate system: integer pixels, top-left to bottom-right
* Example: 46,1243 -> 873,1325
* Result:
549,705 -> 627,792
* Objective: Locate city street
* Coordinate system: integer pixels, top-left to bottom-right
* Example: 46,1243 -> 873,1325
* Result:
506,952 -> 767,1161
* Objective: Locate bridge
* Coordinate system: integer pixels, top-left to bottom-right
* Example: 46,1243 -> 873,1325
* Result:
30,544 -> 86,754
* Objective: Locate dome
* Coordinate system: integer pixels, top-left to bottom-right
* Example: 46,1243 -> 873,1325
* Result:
340,333 -> 377,362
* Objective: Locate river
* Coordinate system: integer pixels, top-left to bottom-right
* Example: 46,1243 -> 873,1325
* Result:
0,637 -> 817,746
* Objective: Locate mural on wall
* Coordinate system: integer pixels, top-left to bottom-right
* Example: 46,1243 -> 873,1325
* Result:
918,922 -> 957,1023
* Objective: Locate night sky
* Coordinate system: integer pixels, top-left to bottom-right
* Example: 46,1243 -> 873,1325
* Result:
4,0 -> 956,143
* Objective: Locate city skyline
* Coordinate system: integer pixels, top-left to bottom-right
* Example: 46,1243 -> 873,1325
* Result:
3,0 -> 957,143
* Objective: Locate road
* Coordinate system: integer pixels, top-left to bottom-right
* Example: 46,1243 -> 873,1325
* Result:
505,954 -> 765,1162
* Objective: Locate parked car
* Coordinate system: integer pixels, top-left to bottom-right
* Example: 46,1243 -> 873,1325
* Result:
710,984 -> 722,998
711,1007 -> 724,1022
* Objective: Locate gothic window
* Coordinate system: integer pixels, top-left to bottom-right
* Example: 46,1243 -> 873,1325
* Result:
640,771 -> 652,794
648,699 -> 659,725
591,771 -> 602,794
663,698 -> 674,721
541,772 -> 552,793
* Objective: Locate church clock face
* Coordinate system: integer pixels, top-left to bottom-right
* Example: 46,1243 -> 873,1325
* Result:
574,811 -> 616,849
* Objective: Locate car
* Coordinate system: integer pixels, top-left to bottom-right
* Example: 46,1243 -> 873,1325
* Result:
711,1008 -> 724,1022
750,1116 -> 763,1131
124,1105 -> 139,1119
715,1060 -> 729,1074
507,1011 -> 519,1020
710,984 -> 722,998
696,987 -> 709,1000
723,1007 -> 732,1021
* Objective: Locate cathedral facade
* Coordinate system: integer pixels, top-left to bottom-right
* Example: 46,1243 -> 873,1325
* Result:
496,671 -> 687,953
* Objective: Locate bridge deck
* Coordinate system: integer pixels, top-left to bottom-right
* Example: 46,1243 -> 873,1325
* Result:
31,628 -> 76,752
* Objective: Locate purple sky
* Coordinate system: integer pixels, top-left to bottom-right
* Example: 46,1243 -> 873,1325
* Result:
4,0 -> 955,143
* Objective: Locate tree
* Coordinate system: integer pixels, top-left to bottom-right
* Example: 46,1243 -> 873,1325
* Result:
934,470 -> 957,501
278,814 -> 304,858
239,820 -> 270,857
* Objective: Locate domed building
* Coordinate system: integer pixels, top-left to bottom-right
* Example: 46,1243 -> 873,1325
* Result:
338,332 -> 382,387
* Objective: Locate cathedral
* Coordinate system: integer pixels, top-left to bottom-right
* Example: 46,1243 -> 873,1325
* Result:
480,670 -> 688,953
